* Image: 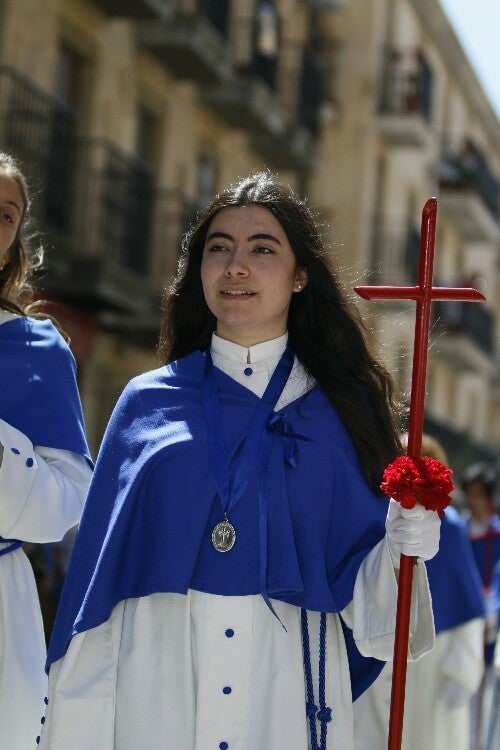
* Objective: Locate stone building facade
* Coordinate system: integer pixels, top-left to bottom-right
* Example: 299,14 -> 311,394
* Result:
0,0 -> 498,473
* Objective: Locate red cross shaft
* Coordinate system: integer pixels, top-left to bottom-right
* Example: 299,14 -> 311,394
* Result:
355,197 -> 485,750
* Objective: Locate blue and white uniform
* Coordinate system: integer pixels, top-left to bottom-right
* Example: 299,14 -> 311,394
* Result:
0,310 -> 92,749
39,334 -> 434,750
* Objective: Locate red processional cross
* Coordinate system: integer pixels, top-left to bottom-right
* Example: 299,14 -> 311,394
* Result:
355,198 -> 485,750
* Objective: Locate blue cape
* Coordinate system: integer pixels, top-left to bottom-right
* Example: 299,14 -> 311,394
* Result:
0,316 -> 91,462
425,506 -> 485,634
468,516 -> 500,589
47,350 -> 388,695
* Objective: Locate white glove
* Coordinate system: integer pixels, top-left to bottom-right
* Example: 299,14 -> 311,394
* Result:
385,498 -> 441,568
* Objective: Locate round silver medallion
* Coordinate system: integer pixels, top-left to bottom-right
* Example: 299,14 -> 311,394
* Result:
212,519 -> 236,552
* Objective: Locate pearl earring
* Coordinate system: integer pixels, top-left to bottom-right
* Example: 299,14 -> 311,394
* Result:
297,284 -> 302,290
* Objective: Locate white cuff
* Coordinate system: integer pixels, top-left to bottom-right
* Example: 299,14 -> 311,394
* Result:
348,538 -> 435,662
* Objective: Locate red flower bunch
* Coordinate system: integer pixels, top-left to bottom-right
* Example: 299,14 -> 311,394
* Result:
380,455 -> 454,517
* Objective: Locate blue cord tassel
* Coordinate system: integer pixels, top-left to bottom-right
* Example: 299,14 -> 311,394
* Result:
301,609 -> 332,750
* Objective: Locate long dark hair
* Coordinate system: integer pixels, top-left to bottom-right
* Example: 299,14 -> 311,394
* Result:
0,151 -> 43,316
158,170 -> 402,492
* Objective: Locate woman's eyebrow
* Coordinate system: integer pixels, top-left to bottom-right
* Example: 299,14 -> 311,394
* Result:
2,199 -> 21,215
205,231 -> 282,244
248,233 -> 281,244
206,231 -> 233,242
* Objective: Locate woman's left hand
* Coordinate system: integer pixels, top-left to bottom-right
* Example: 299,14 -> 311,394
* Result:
385,498 -> 441,568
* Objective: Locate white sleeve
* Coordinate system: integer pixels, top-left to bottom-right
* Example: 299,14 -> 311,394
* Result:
341,537 -> 435,661
0,418 -> 92,542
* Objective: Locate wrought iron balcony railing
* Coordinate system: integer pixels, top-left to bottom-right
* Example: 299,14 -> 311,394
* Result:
0,65 -> 76,232
438,139 -> 499,220
379,47 -> 433,121
136,0 -> 232,84
0,67 -> 169,316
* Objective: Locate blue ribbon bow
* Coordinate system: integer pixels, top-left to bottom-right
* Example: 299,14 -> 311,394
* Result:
267,412 -> 311,468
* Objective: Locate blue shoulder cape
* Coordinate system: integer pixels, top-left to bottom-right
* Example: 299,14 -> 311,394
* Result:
0,316 -> 91,462
47,350 -> 388,696
468,515 -> 500,589
425,506 -> 485,634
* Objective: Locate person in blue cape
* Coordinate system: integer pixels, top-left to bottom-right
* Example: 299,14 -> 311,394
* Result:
462,462 -> 500,661
354,435 -> 486,750
486,559 -> 500,750
461,462 -> 500,749
0,152 -> 92,749
39,171 -> 441,750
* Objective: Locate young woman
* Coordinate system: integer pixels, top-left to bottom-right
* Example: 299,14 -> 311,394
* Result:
0,152 -> 92,748
39,171 -> 440,750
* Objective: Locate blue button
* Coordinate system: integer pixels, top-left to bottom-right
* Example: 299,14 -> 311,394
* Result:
26,457 -> 34,468
44,697 -> 49,705
36,738 -> 40,745
219,743 -> 229,750
11,448 -> 20,454
243,367 -> 253,376
41,717 -> 45,724
223,686 -> 232,694
225,629 -> 234,638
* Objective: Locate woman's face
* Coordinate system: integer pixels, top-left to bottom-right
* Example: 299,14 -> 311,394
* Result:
201,205 -> 307,347
0,173 -> 23,267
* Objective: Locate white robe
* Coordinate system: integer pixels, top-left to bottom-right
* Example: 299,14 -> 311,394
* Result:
353,617 -> 485,750
0,311 -> 92,750
486,631 -> 500,749
39,334 -> 435,750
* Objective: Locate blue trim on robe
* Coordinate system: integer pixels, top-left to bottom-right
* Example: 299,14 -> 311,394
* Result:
0,317 -> 91,463
425,506 -> 485,634
47,350 -> 389,699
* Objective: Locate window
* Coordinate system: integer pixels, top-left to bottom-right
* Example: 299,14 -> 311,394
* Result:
196,154 -> 216,209
252,1 -> 280,88
44,43 -> 87,230
200,0 -> 230,37
136,104 -> 161,167
256,1 -> 279,58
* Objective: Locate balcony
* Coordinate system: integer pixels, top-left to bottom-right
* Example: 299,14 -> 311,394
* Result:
0,66 -> 78,233
377,48 -> 434,148
431,298 -> 495,368
137,0 -> 232,84
205,33 -> 332,168
201,12 -> 286,137
38,138 -> 164,316
0,67 -> 165,324
437,140 -> 500,242
251,125 -> 318,171
202,73 -> 286,137
94,0 -> 173,18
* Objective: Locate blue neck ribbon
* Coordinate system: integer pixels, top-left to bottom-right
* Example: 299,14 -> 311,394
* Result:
203,346 -> 295,623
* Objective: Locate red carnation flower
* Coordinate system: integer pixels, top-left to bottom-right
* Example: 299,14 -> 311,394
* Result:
381,455 -> 454,516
